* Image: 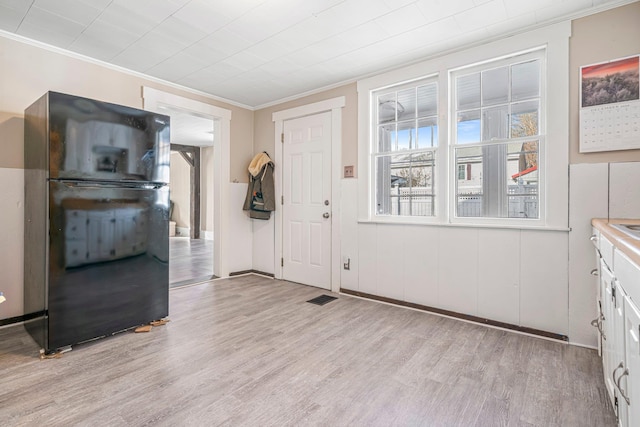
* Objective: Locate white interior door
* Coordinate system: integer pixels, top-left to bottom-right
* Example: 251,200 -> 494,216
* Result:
282,111 -> 332,289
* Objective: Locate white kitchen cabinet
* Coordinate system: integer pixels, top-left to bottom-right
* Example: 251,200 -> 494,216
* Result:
611,279 -> 629,426
64,206 -> 149,267
623,295 -> 640,427
593,225 -> 640,426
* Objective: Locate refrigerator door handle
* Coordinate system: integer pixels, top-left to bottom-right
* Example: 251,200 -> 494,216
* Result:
59,181 -> 165,190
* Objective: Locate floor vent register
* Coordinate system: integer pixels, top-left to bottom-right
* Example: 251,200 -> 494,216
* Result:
306,295 -> 338,306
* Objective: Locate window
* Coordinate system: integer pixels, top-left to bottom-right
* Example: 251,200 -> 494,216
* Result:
360,25 -> 567,228
451,49 -> 544,219
372,79 -> 438,217
457,164 -> 471,180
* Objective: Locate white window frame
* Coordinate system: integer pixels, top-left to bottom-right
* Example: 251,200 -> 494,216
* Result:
357,22 -> 570,230
370,77 -> 439,219
448,48 -> 547,227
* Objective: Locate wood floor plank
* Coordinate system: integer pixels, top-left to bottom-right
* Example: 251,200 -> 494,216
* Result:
0,276 -> 616,426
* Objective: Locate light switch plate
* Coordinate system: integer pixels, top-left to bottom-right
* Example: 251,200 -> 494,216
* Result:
344,165 -> 354,178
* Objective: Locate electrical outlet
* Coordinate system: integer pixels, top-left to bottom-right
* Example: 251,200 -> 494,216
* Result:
343,256 -> 351,270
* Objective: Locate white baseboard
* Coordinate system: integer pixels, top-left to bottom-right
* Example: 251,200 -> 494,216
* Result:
175,226 -> 190,236
172,228 -> 213,240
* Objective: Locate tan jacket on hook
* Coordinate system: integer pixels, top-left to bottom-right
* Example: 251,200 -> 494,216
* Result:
243,152 -> 275,220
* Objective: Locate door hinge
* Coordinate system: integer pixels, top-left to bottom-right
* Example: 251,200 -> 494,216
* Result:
281,257 -> 284,267
281,195 -> 284,205
281,133 -> 284,143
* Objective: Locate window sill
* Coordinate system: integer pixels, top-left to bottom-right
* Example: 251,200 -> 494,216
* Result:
357,218 -> 569,232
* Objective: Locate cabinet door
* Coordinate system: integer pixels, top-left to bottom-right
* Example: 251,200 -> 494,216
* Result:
613,281 -> 629,426
87,211 -> 115,261
601,259 -> 617,407
624,296 -> 640,427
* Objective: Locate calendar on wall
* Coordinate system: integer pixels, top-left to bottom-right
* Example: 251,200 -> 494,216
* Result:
579,55 -> 640,153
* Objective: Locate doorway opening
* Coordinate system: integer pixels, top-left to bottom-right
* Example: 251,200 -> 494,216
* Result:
143,87 -> 232,281
167,111 -> 215,287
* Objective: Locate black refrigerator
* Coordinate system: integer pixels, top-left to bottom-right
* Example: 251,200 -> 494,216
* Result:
24,92 -> 171,353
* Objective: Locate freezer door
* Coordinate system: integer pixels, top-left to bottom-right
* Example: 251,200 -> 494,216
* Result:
47,181 -> 169,350
48,92 -> 170,183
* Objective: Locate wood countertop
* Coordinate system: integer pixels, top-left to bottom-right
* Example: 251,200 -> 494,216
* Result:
592,218 -> 640,267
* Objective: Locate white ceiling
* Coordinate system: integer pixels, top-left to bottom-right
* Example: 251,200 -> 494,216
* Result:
0,0 -> 635,109
158,105 -> 214,146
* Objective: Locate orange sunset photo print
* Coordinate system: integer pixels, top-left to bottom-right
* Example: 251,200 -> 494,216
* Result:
581,56 -> 640,108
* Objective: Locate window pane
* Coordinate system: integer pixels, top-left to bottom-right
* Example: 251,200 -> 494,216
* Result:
455,146 -> 483,217
373,78 -> 438,218
510,141 -> 538,181
417,117 -> 438,148
378,92 -> 397,124
397,121 -> 416,150
378,124 -> 395,152
511,101 -> 539,137
408,152 -> 435,216
397,88 -> 416,120
417,83 -> 437,117
458,164 -> 466,180
455,142 -> 539,219
457,110 -> 481,144
376,155 -> 392,214
508,141 -> 538,218
376,152 -> 434,216
482,105 -> 509,141
512,60 -> 540,101
482,66 -> 509,106
456,73 -> 480,110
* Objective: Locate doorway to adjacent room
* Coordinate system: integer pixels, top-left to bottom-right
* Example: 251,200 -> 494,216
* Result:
143,87 -> 232,285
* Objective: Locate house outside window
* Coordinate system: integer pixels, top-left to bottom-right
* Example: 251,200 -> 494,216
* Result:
372,79 -> 438,217
451,49 -> 545,219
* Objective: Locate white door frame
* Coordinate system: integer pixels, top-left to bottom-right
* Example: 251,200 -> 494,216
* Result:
143,87 -> 232,278
272,97 -> 345,292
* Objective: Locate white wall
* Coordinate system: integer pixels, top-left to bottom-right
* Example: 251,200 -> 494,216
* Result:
568,162 -> 640,347
0,168 -> 24,320
228,183 -> 253,273
252,216 -> 275,275
169,151 -> 190,231
341,180 -> 570,336
201,146 -> 214,235
568,163 -> 608,347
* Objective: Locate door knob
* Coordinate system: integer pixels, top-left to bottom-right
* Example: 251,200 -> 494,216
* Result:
323,212 -> 330,219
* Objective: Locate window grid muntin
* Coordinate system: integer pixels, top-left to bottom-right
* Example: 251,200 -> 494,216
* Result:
374,148 -> 436,217
451,51 -> 544,220
454,60 -> 541,146
373,79 -> 438,218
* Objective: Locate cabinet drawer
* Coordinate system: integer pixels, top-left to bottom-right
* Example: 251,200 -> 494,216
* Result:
616,249 -> 640,306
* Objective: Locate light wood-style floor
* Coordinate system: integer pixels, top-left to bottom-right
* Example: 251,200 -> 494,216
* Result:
169,237 -> 215,287
0,276 -> 615,426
